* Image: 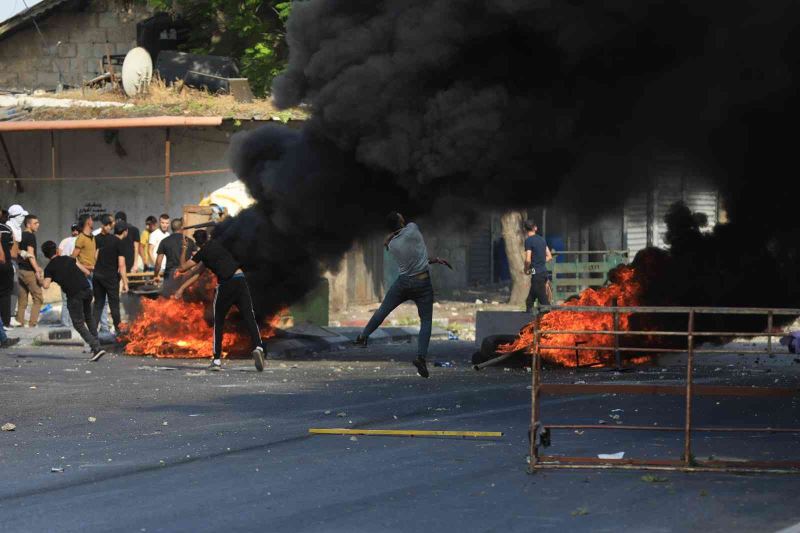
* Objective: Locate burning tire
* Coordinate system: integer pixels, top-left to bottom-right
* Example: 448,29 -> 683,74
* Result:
471,334 -> 526,367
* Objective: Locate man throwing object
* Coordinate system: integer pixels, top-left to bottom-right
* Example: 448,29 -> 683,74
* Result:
354,212 -> 451,378
174,230 -> 266,372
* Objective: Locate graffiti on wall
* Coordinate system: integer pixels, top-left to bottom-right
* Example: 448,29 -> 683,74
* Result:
76,202 -> 108,222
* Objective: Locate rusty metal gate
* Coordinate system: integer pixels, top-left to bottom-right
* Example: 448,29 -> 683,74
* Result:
528,305 -> 800,474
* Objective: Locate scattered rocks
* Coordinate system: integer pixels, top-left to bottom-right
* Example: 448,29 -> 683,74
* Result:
2,422 -> 16,431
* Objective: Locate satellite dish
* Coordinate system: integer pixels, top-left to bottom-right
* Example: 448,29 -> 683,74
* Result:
121,47 -> 153,97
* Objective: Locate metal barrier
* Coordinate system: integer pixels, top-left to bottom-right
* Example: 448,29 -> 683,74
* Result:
528,305 -> 800,474
549,251 -> 627,303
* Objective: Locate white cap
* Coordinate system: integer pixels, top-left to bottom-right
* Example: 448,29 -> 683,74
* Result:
7,204 -> 27,218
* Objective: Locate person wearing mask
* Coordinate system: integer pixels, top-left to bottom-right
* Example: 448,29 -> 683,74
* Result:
7,204 -> 27,243
353,212 -> 451,378
148,214 -> 170,274
57,223 -> 80,328
173,230 -> 266,372
0,211 -> 17,328
523,219 -> 553,313
153,218 -> 196,283
114,211 -> 140,273
140,216 -> 157,271
40,241 -> 105,361
16,214 -> 44,327
93,216 -> 129,334
6,205 -> 27,327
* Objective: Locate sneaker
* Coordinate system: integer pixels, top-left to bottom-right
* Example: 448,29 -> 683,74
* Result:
352,335 -> 368,348
413,356 -> 429,378
252,346 -> 265,372
89,349 -> 107,362
9,318 -> 22,328
208,358 -> 222,371
0,338 -> 20,348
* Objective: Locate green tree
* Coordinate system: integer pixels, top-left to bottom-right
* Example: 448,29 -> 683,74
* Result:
146,0 -> 293,96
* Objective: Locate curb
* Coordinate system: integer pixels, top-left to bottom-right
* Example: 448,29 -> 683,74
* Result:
265,326 -> 449,359
11,324 -> 449,360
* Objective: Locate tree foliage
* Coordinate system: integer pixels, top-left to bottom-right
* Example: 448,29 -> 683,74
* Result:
146,0 -> 293,96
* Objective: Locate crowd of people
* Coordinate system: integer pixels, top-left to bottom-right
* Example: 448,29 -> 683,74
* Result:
0,205 -> 201,360
0,203 -> 267,371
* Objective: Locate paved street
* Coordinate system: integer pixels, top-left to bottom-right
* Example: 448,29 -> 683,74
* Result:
2,340 -> 800,532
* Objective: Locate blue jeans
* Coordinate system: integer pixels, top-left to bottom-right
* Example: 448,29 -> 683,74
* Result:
0,313 -> 7,342
362,273 -> 434,358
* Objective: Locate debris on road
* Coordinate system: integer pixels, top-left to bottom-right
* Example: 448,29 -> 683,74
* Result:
2,423 -> 16,431
571,507 -> 589,516
598,452 -> 625,460
50,467 -> 64,473
641,475 -> 669,483
88,417 -> 97,423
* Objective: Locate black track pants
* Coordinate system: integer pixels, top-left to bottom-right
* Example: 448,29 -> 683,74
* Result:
213,275 -> 262,357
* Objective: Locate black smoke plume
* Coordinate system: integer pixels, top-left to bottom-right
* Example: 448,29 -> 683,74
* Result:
218,0 -> 800,321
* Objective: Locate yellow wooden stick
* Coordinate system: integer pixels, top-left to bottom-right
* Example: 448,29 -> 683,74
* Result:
308,428 -> 503,438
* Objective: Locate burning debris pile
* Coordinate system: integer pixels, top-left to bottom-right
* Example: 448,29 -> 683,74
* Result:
498,203 -> 800,367
498,265 -> 645,367
123,272 -> 279,358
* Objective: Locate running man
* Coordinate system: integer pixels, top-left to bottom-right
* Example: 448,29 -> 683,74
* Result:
354,212 -> 451,378
173,230 -> 266,372
40,241 -> 106,361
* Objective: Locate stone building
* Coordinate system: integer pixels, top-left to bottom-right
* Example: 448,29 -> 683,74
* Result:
0,0 -> 153,91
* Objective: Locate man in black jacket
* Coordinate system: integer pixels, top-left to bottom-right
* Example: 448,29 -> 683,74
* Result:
174,230 -> 265,372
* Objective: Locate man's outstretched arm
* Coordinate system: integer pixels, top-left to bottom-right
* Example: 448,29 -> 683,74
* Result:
173,263 -> 205,299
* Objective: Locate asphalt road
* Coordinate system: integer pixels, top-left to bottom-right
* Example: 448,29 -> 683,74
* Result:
2,340 -> 800,532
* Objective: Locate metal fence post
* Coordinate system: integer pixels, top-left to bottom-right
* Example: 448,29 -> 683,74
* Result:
529,311 -> 543,473
612,298 -> 621,369
767,311 -> 774,355
683,309 -> 695,466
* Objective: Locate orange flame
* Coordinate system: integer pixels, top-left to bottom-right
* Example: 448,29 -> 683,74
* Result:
499,265 -> 651,367
123,271 -> 279,358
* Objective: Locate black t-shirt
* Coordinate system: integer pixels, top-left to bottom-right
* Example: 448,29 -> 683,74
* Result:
157,233 -> 197,276
44,256 -> 90,297
95,233 -> 124,278
193,240 -> 240,281
0,223 -> 12,260
120,224 -> 140,272
18,231 -> 37,271
524,234 -> 548,275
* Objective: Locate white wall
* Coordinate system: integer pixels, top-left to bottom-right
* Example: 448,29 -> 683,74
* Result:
0,124 -> 255,248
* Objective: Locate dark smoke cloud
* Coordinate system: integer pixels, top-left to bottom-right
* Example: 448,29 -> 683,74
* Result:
220,0 -> 800,318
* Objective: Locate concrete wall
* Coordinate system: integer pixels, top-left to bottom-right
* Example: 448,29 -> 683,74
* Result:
0,124 -> 247,250
0,0 -> 153,90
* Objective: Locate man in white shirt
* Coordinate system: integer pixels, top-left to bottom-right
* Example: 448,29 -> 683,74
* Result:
57,223 -> 80,327
148,213 -> 170,273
